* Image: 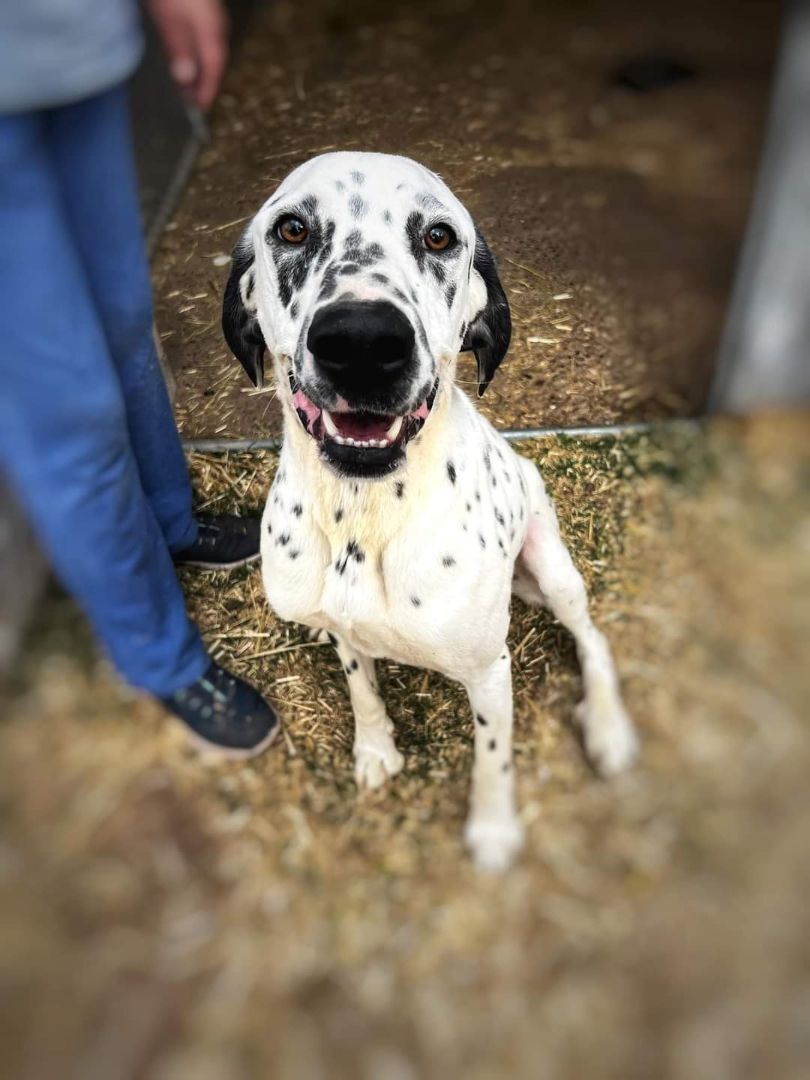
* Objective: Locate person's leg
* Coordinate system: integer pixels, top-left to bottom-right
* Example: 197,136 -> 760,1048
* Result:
45,84 -> 196,552
0,108 -> 209,695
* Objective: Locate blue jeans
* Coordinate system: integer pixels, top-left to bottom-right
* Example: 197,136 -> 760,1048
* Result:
0,84 -> 209,695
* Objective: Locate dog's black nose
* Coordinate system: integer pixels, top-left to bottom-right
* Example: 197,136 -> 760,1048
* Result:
307,301 -> 415,392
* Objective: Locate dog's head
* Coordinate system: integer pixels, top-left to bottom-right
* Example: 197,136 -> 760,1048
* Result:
222,152 -> 510,478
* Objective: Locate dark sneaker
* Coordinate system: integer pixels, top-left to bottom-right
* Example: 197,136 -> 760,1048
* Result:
161,661 -> 280,759
173,513 -> 261,570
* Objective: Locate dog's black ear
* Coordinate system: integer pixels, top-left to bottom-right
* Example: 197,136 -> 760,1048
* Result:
222,232 -> 266,387
461,228 -> 511,396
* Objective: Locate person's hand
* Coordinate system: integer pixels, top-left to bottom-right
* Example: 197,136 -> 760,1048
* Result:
147,0 -> 229,110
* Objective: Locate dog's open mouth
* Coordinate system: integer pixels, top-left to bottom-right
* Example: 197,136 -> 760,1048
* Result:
290,376 -> 437,477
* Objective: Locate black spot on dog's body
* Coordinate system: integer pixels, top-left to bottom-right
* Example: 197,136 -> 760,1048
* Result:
290,300 -> 299,319
289,549 -> 300,560
395,481 -> 405,498
494,509 -> 505,527
478,533 -> 486,549
292,503 -> 303,517
335,180 -> 345,192
383,209 -> 393,224
372,272 -> 389,285
476,713 -> 488,726
447,461 -> 456,485
335,508 -> 344,522
445,283 -> 457,308
501,762 -> 510,773
276,533 -> 290,547
338,263 -> 360,275
465,502 -> 471,512
350,170 -> 366,185
483,448 -> 492,472
488,739 -> 497,752
442,555 -> 456,567
345,539 -> 365,565
410,596 -> 422,607
266,522 -> 272,535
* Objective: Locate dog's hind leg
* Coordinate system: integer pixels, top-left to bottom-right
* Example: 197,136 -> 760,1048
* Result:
329,634 -> 405,790
514,461 -> 638,776
463,649 -> 525,872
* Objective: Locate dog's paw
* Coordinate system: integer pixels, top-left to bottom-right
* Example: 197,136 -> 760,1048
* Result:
354,737 -> 405,790
464,814 -> 525,873
575,694 -> 639,777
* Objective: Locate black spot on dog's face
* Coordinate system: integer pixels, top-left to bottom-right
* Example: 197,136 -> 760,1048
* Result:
349,194 -> 368,218
406,210 -> 426,272
351,170 -> 365,185
267,195 -> 331,308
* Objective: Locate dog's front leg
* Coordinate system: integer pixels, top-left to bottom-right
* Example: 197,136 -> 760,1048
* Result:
463,649 -> 525,872
329,635 -> 404,790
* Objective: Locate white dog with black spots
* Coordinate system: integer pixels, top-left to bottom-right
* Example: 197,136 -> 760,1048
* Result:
222,151 -> 638,871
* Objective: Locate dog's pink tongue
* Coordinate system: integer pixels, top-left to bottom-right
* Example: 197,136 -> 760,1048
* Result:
332,412 -> 393,440
293,390 -> 321,427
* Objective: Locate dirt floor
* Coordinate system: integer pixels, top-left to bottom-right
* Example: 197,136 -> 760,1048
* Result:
1,414 -> 808,1079
153,0 -> 778,440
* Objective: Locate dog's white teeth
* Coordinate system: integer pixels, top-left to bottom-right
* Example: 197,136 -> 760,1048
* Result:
385,416 -> 404,440
322,410 -> 338,436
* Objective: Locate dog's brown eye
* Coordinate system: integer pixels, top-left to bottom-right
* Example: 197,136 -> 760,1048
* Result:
425,224 -> 455,252
277,216 -> 308,244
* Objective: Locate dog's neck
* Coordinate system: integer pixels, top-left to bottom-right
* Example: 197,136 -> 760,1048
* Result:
279,379 -> 456,556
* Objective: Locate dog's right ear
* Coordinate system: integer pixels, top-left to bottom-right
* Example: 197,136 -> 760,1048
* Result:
222,231 -> 266,388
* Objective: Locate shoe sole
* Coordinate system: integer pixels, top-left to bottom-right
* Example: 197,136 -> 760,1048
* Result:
176,715 -> 281,761
175,552 -> 262,572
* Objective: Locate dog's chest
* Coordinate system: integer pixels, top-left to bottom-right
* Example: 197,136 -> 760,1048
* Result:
260,451 -> 524,674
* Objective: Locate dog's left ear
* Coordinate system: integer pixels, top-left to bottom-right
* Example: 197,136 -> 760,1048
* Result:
222,230 -> 267,388
461,228 -> 511,396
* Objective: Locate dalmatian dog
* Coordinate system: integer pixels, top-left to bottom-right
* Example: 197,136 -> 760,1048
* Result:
222,152 -> 638,871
